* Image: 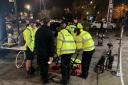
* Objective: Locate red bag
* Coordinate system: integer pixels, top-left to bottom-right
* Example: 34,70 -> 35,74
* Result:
71,64 -> 82,76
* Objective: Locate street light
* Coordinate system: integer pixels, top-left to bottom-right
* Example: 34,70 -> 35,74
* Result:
25,4 -> 31,18
25,4 -> 31,11
86,11 -> 89,15
90,1 -> 93,4
97,11 -> 100,14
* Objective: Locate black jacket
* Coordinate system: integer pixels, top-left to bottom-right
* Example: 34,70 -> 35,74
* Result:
35,25 -> 55,58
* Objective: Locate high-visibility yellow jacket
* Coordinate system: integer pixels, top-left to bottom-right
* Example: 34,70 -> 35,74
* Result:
23,26 -> 37,52
75,30 -> 95,51
57,29 -> 76,56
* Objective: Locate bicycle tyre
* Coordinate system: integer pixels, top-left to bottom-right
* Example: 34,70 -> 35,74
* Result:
15,51 -> 26,68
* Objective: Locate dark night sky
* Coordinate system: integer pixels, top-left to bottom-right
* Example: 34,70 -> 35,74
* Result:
17,0 -> 128,14
14,0 -> 128,11
0,0 -> 128,15
0,0 -> 75,16
16,0 -> 74,11
114,0 -> 128,3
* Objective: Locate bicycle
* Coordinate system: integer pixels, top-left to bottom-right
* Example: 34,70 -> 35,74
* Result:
15,30 -> 26,69
0,44 -> 26,69
15,50 -> 26,68
94,43 -> 114,73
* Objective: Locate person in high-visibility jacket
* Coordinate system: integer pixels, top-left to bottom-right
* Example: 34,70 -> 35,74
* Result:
74,27 -> 95,79
23,21 -> 37,77
57,22 -> 76,85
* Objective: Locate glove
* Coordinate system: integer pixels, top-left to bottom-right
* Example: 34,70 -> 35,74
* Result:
48,57 -> 53,65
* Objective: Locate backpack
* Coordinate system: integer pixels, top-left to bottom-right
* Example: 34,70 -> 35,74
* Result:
70,58 -> 82,76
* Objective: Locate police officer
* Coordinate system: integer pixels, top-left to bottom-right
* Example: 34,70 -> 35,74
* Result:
57,22 -> 76,85
74,27 -> 95,79
23,20 -> 37,77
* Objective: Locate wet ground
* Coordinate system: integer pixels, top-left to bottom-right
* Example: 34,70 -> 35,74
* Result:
0,30 -> 128,85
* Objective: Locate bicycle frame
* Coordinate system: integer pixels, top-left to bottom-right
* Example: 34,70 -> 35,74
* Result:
15,50 -> 26,68
103,43 -> 113,71
94,43 -> 114,73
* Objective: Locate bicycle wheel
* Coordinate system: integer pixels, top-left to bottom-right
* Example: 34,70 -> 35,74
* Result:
15,51 -> 26,68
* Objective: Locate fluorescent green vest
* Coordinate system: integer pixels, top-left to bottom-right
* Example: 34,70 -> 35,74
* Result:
57,29 -> 76,56
75,30 -> 95,51
23,26 -> 37,52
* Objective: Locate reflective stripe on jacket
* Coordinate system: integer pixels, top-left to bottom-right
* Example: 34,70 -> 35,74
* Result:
57,29 -> 76,56
75,30 -> 95,51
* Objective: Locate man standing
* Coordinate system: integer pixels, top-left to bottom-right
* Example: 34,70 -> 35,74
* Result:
35,19 -> 55,85
57,22 -> 76,85
98,21 -> 104,46
23,21 -> 37,77
74,27 -> 95,79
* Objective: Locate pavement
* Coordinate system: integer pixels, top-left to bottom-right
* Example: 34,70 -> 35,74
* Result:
0,30 -> 128,85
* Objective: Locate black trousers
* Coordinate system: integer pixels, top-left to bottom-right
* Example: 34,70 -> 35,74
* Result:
37,54 -> 49,84
81,50 -> 95,79
61,54 -> 73,84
